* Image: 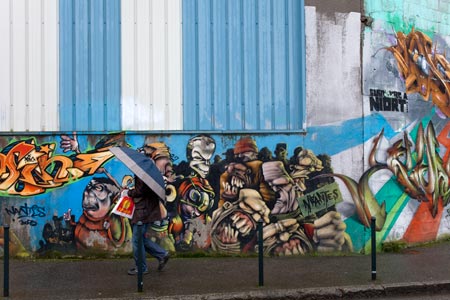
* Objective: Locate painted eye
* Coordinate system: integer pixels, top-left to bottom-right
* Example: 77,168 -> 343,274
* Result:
189,189 -> 201,202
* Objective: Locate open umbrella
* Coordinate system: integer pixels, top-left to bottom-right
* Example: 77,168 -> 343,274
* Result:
109,146 -> 165,200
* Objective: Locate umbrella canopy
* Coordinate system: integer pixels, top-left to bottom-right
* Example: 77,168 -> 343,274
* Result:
109,146 -> 166,200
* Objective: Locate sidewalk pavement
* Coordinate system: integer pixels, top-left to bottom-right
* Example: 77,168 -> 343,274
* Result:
1,241 -> 450,300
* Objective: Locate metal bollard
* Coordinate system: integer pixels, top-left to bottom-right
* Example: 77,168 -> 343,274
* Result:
137,221 -> 144,292
257,220 -> 264,287
371,216 -> 376,280
3,224 -> 10,297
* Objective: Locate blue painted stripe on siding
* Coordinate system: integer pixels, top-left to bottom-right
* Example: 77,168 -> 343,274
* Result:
198,0 -> 213,130
182,0 -> 199,130
59,0 -> 121,132
284,0 -> 291,128
105,0 -> 121,131
59,0 -> 75,130
91,0 -> 104,130
228,0 -> 244,129
182,0 -> 305,131
243,0 -> 258,129
74,0 -> 90,131
212,0 -> 227,129
273,0 -> 288,129
289,0 -> 302,129
224,0 -> 231,129
257,0 -> 271,129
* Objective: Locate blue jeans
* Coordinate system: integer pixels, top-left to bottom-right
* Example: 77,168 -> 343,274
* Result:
132,223 -> 168,271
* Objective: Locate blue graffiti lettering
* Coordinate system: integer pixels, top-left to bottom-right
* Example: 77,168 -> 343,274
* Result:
5,203 -> 46,226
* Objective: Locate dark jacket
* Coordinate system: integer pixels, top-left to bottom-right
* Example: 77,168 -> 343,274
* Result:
128,176 -> 163,225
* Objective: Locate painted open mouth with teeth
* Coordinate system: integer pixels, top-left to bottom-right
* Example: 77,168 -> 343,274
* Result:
222,176 -> 246,200
273,238 -> 306,256
217,211 -> 255,244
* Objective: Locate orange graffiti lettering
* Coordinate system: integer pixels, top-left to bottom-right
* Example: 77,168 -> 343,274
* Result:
0,139 -> 114,196
387,28 -> 450,117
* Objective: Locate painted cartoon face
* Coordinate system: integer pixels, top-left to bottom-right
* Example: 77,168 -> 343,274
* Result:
266,176 -> 291,192
178,177 -> 215,219
221,162 -> 252,201
211,189 -> 270,253
290,149 -> 323,192
188,136 -> 216,178
155,156 -> 175,183
235,151 -> 257,163
233,136 -> 258,163
181,188 -> 212,217
139,142 -> 175,182
262,161 -> 298,214
266,176 -> 295,204
82,178 -> 119,220
267,180 -> 297,215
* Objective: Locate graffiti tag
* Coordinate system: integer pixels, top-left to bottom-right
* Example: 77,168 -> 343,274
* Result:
298,182 -> 343,216
369,89 -> 408,112
5,203 -> 46,226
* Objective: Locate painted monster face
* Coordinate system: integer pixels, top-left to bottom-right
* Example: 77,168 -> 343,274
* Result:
221,162 -> 252,201
235,151 -> 258,163
82,178 -> 119,220
188,136 -> 216,178
211,189 -> 270,253
155,156 -> 175,183
178,177 -> 215,219
262,161 -> 298,214
289,149 -> 323,193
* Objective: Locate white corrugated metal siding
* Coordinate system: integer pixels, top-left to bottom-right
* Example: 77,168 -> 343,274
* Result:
0,0 -> 59,132
121,0 -> 183,131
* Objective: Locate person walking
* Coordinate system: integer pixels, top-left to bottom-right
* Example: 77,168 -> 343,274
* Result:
126,175 -> 170,275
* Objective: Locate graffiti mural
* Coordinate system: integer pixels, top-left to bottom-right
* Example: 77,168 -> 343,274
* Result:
387,28 -> 450,118
1,120 -> 450,257
210,137 -> 352,255
363,17 -> 450,246
0,132 -> 360,257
